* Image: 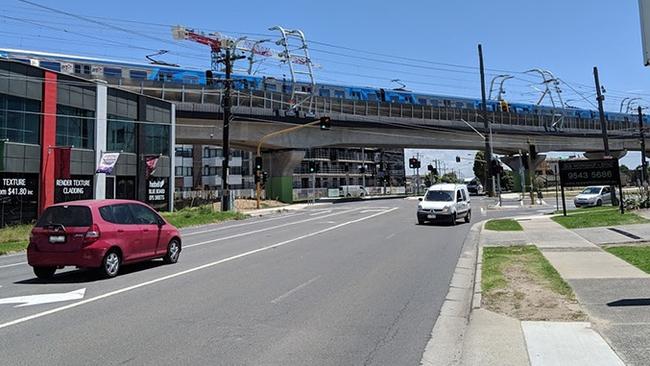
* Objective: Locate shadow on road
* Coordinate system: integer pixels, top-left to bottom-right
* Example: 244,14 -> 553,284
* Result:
14,260 -> 167,285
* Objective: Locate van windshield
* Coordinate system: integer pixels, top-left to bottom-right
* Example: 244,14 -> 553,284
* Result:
424,190 -> 454,202
36,206 -> 92,227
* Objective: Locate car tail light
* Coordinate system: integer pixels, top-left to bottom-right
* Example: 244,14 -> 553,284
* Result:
83,224 -> 101,245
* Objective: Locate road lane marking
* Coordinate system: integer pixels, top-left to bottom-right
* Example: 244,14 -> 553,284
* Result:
271,276 -> 321,304
0,262 -> 26,269
184,207 -> 363,249
182,213 -> 306,237
309,210 -> 332,216
0,288 -> 86,308
360,209 -> 387,213
0,207 -> 398,330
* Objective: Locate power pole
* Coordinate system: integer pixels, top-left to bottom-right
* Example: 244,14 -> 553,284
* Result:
221,48 -> 234,212
639,106 -> 648,184
478,44 -> 494,196
594,66 -> 618,206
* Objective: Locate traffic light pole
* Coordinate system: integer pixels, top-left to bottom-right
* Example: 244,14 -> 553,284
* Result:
255,119 -> 324,209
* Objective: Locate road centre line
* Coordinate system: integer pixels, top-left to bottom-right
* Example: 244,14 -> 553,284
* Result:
271,275 -> 321,304
184,207 -> 363,249
0,207 -> 398,330
181,212 -> 305,236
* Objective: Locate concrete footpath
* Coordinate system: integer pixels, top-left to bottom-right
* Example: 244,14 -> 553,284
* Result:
463,215 -> 650,366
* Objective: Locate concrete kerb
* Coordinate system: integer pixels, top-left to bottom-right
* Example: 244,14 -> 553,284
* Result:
420,220 -> 483,366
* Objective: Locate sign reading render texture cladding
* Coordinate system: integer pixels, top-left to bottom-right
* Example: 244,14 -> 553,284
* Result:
54,176 -> 94,203
558,159 -> 620,187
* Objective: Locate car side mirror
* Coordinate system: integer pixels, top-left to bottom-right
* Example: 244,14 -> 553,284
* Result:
418,197 -> 423,201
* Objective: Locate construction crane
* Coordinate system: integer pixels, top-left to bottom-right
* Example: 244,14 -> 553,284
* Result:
171,26 -> 224,72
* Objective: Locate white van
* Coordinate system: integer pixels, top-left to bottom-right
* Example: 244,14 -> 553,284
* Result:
339,185 -> 368,198
417,183 -> 471,225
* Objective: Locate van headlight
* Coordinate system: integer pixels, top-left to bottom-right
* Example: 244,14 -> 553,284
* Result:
442,205 -> 451,213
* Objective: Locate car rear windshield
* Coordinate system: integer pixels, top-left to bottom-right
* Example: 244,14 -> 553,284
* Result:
425,190 -> 454,202
36,206 -> 92,227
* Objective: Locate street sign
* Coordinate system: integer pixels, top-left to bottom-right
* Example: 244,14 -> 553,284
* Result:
558,159 -> 620,187
557,158 -> 623,216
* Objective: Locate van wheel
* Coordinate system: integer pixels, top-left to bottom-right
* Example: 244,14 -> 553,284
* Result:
465,210 -> 471,223
101,250 -> 121,278
33,266 -> 56,280
450,213 -> 457,226
163,239 -> 181,264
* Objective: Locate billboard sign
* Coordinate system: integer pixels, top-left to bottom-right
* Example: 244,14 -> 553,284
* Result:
558,159 -> 620,188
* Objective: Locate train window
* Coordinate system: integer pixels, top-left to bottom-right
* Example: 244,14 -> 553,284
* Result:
390,96 -> 400,103
182,75 -> 199,84
74,64 -> 91,74
129,70 -> 147,79
418,98 -> 428,105
367,93 -> 378,101
443,100 -> 452,107
264,83 -> 277,91
104,67 -> 122,78
40,61 -> 61,71
157,71 -> 174,82
351,91 -> 361,99
319,89 -> 331,97
334,91 -> 345,99
455,102 -> 465,108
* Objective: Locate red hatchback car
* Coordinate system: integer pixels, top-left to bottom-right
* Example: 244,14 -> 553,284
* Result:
28,199 -> 181,279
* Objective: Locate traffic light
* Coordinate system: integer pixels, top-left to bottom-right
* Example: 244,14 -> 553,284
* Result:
456,156 -> 461,163
427,164 -> 434,172
205,70 -> 214,86
409,158 -> 416,169
359,164 -> 366,174
414,160 -> 421,169
254,156 -> 263,173
308,161 -> 317,173
432,168 -> 439,176
319,116 -> 331,130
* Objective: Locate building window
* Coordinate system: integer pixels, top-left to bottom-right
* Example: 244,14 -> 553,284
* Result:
74,64 -> 91,75
143,124 -> 169,155
175,166 -> 183,176
56,105 -> 95,149
175,146 -> 192,157
106,116 -> 135,153
0,94 -> 40,144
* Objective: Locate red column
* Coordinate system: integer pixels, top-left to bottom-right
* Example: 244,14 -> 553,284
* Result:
39,71 -> 57,214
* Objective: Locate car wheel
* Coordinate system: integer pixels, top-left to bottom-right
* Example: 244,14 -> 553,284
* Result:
163,239 -> 181,264
101,250 -> 121,278
450,213 -> 457,226
465,210 -> 471,223
417,217 -> 425,225
33,266 -> 56,280
596,199 -> 602,207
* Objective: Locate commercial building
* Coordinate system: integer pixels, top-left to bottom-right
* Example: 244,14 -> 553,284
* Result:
174,144 -> 254,191
0,59 -> 175,227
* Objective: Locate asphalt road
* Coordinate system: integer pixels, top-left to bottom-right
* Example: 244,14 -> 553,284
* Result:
0,198 -> 531,366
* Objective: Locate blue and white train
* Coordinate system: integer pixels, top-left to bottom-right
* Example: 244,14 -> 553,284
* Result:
0,48 -> 641,124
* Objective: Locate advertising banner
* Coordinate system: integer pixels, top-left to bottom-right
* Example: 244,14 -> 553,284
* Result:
96,152 -> 120,174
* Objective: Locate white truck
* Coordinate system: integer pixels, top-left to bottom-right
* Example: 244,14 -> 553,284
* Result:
339,185 -> 368,198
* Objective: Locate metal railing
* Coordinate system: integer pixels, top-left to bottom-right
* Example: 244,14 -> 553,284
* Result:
105,78 -> 638,135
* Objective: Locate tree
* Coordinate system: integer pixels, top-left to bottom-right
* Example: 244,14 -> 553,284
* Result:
440,171 -> 460,183
473,151 -> 487,185
499,170 -> 514,191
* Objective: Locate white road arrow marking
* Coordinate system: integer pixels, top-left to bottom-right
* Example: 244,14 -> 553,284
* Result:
0,288 -> 86,308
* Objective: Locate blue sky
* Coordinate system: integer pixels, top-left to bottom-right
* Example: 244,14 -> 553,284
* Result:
2,0 -> 649,176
